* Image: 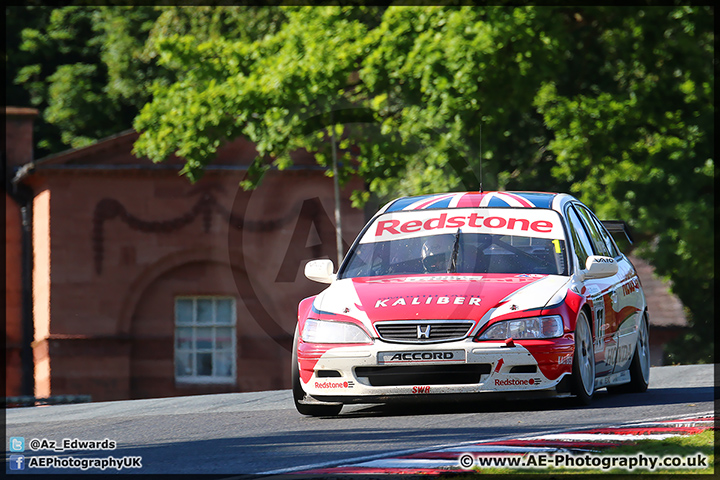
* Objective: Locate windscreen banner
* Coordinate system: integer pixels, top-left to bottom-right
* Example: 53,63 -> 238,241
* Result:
361,208 -> 565,243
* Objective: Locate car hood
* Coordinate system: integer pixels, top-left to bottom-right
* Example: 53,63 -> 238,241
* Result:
313,274 -> 570,330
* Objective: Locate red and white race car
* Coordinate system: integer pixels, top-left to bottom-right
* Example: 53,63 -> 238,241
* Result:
293,191 -> 650,416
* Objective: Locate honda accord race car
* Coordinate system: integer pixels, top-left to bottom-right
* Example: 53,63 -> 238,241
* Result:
293,191 -> 650,416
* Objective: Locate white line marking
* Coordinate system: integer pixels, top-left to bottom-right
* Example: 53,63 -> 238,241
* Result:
525,433 -> 682,442
352,458 -> 459,469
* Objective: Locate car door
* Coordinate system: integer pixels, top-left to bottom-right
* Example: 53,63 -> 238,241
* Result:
564,205 -> 616,377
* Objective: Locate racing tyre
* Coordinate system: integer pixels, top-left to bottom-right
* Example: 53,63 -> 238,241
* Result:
291,327 -> 343,417
570,310 -> 595,405
608,313 -> 650,394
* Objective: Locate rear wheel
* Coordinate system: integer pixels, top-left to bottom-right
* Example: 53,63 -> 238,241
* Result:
571,310 -> 595,405
291,327 -> 343,417
608,313 -> 650,394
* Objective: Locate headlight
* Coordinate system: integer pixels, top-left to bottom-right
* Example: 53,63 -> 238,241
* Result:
301,319 -> 373,344
477,315 -> 564,340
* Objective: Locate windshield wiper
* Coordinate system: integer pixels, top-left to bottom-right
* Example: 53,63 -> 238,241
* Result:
447,228 -> 461,274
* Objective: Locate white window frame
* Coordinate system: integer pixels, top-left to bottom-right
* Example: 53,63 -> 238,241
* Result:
174,296 -> 237,384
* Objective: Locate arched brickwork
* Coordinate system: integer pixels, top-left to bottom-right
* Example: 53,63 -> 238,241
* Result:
117,247 -> 244,336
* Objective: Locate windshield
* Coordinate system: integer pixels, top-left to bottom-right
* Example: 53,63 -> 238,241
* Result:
339,208 -> 568,279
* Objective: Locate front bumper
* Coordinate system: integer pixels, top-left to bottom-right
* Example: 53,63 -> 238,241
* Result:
298,337 -> 574,403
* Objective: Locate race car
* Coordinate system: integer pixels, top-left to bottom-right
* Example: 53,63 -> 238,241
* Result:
293,191 -> 650,416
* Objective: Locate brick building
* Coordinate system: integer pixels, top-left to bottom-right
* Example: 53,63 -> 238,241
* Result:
5,107 -> 687,403
5,107 -> 365,401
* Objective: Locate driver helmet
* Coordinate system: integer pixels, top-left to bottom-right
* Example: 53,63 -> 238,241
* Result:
421,236 -> 449,273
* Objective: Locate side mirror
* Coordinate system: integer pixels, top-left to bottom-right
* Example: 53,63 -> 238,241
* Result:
304,259 -> 335,284
584,255 -> 618,279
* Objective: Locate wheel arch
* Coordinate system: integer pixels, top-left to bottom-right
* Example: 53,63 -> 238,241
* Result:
583,304 -> 596,342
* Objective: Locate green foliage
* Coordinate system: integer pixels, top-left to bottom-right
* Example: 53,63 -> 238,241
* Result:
10,5 -> 162,154
533,6 -> 714,363
134,6 -> 380,184
134,5 -> 714,362
8,6 -> 714,362
7,5 -> 286,156
356,7 -> 574,198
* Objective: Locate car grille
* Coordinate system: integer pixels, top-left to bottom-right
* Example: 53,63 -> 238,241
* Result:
375,320 -> 475,343
355,364 -> 492,386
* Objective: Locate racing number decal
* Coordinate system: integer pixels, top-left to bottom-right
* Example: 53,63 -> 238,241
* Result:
594,304 -> 605,349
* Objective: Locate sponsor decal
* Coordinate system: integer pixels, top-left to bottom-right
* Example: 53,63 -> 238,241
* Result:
494,378 -> 541,386
412,386 -> 431,394
617,345 -> 632,363
494,358 -> 504,373
594,370 -> 630,387
402,276 -> 484,282
314,380 -> 354,389
374,295 -> 481,308
379,350 -> 465,364
606,344 -> 633,365
558,354 -> 573,365
622,278 -> 641,296
593,257 -> 615,264
487,276 -> 546,283
391,352 -> 455,361
607,345 -> 632,364
361,209 -> 564,244
594,306 -> 607,348
375,214 -> 554,237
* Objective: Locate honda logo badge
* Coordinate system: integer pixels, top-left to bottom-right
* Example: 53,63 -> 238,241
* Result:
417,325 -> 431,339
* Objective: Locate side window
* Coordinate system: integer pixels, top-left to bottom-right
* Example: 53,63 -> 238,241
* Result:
578,206 -> 620,258
575,205 -> 611,257
565,206 -> 595,271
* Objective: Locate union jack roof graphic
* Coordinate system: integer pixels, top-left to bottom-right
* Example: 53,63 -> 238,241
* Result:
385,192 -> 556,212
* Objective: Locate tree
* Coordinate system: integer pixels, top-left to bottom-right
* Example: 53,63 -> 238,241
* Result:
8,6 -> 713,362
533,6 -> 714,363
134,5 -> 714,363
7,5 -> 286,157
9,6 -> 161,156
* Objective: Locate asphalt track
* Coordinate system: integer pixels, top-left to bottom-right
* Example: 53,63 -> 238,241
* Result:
5,364 -> 716,476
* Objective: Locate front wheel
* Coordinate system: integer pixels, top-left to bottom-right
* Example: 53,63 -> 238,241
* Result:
570,310 -> 595,405
291,327 -> 343,417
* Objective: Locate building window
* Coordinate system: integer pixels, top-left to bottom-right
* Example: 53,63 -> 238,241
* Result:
174,297 -> 236,384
